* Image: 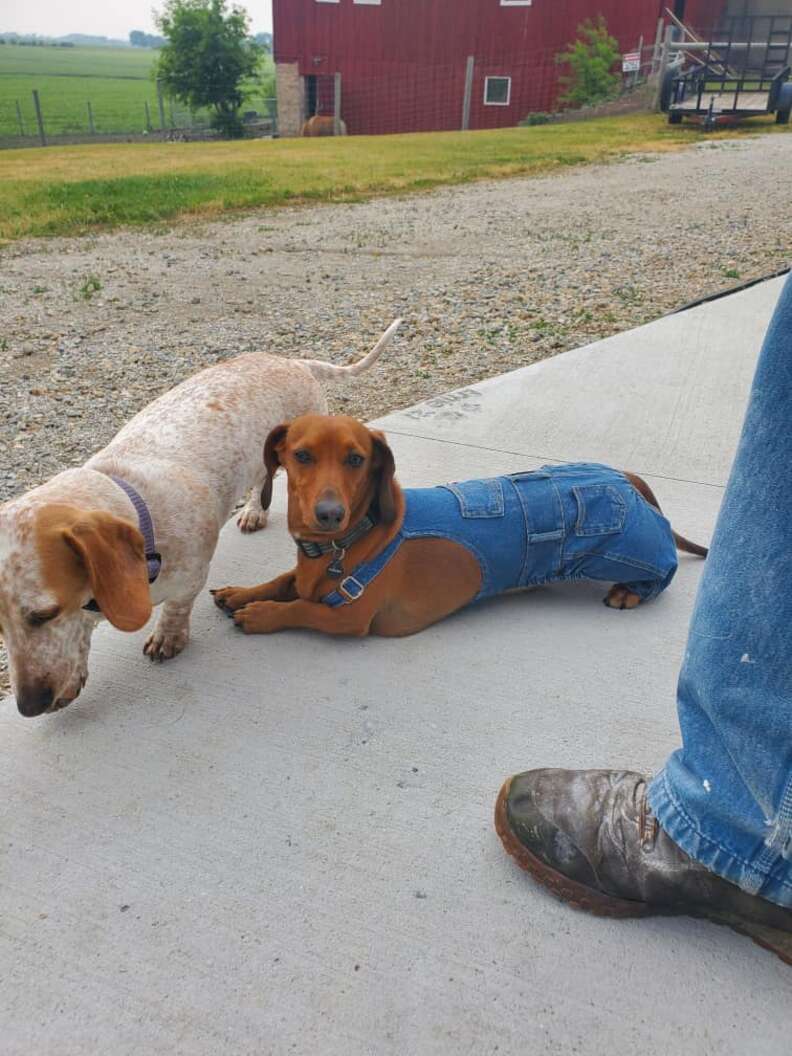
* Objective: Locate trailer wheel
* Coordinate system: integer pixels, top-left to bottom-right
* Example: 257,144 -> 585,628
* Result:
659,69 -> 676,113
669,112 -> 683,125
776,84 -> 792,123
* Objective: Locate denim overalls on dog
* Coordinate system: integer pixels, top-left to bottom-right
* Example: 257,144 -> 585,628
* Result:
322,463 -> 678,607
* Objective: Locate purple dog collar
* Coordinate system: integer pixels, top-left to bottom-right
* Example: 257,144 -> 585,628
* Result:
109,476 -> 162,584
83,476 -> 161,614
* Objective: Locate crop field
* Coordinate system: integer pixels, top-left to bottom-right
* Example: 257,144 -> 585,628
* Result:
0,43 -> 275,137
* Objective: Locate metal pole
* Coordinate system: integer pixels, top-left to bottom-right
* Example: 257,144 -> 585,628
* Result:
635,35 -> 644,87
144,100 -> 152,132
461,55 -> 474,130
667,40 -> 771,50
15,99 -> 24,136
87,100 -> 95,135
32,89 -> 46,146
156,80 -> 166,130
333,71 -> 342,136
654,24 -> 674,111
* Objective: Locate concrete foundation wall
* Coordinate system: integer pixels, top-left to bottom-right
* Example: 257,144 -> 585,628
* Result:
275,62 -> 304,137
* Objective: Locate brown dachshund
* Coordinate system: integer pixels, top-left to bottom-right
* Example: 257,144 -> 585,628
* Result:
211,415 -> 707,637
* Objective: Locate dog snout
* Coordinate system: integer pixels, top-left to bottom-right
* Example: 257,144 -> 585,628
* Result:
314,497 -> 346,531
16,681 -> 55,718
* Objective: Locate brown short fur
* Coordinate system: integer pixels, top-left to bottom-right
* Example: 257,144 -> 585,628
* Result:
212,416 -> 708,637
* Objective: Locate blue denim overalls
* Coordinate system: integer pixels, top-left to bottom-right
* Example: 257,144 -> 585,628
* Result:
322,463 -> 678,608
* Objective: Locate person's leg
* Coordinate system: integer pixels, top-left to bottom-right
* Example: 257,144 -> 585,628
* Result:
647,271 -> 792,908
495,274 -> 792,961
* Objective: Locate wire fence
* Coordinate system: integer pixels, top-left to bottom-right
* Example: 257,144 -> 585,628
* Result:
295,42 -> 662,138
0,86 -> 277,147
0,35 -> 692,147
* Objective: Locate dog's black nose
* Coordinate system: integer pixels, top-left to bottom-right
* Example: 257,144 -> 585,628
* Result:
16,682 -> 54,718
314,499 -> 345,530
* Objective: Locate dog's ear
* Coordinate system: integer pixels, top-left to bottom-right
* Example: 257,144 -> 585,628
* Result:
370,429 -> 397,524
63,512 -> 152,631
262,423 -> 289,510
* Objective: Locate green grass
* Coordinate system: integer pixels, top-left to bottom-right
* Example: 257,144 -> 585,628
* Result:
0,43 -> 275,136
0,112 -> 786,242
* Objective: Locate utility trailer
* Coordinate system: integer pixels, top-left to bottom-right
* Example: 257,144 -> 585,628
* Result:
661,14 -> 792,130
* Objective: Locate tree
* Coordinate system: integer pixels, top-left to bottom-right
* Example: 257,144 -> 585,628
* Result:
556,17 -> 621,109
130,30 -> 165,48
155,0 -> 262,137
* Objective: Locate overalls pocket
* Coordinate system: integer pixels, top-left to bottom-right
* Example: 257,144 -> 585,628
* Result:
572,484 -> 627,537
444,478 -> 505,518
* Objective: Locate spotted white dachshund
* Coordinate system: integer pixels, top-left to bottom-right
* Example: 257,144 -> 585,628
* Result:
0,321 -> 401,717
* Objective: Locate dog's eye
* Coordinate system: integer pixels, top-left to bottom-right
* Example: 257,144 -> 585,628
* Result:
294,450 -> 313,465
346,453 -> 365,468
28,607 -> 60,627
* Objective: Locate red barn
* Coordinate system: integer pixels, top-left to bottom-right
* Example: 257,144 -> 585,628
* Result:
273,0 -> 728,135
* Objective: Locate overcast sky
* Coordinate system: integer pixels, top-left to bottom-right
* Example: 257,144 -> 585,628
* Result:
2,0 -> 273,38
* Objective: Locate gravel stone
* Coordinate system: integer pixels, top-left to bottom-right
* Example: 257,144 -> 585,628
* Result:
1,133 -> 790,695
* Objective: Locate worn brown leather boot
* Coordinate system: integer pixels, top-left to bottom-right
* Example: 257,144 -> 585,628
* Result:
495,768 -> 792,965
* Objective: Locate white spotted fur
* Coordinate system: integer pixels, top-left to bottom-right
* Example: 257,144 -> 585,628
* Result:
0,321 -> 401,712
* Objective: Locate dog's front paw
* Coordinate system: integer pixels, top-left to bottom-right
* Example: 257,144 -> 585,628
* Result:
232,602 -> 280,634
237,507 -> 269,533
211,586 -> 255,614
144,627 -> 189,661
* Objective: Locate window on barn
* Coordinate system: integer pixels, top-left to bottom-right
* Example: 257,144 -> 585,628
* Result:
354,0 -> 382,4
315,0 -> 339,4
500,1 -> 532,6
484,77 -> 511,106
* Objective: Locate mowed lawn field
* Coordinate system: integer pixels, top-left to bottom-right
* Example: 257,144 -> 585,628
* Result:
0,43 -> 274,137
0,112 -> 786,242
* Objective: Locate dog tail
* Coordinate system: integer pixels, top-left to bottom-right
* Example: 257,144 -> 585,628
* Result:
624,471 -> 709,558
672,532 -> 709,558
299,319 -> 402,382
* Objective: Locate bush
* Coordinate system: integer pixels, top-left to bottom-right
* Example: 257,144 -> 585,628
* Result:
520,112 -> 551,126
556,17 -> 621,109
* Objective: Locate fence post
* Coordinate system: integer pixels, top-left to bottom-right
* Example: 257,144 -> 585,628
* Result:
32,89 -> 46,146
651,17 -> 664,75
144,100 -> 152,132
156,80 -> 166,130
461,55 -> 474,130
333,72 -> 342,136
87,100 -> 95,134
654,24 -> 674,111
15,99 -> 25,136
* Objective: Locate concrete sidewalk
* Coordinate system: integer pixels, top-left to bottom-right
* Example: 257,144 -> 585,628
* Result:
2,277 -> 789,1055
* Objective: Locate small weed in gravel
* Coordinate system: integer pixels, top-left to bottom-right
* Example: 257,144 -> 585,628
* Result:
614,283 -> 643,306
75,274 -> 103,301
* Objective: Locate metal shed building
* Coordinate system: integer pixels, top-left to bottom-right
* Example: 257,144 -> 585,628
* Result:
273,0 -> 728,135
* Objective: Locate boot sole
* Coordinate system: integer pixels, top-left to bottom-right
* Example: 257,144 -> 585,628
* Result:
494,777 -> 792,966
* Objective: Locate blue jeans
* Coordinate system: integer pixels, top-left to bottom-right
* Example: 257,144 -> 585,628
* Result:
648,273 -> 792,909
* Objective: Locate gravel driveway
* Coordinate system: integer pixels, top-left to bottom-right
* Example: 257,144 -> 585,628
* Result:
1,132 -> 790,692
